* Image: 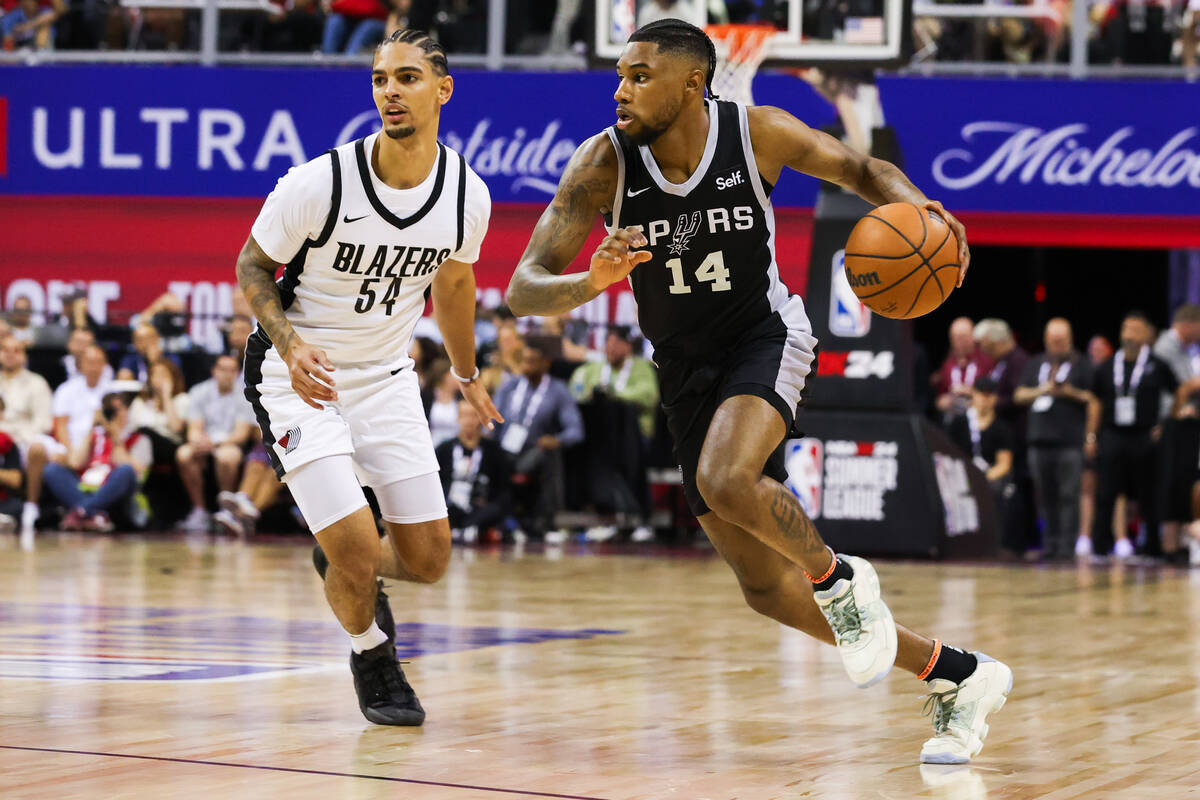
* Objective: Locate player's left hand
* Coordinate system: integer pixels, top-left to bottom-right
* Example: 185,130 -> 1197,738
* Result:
924,200 -> 970,287
459,379 -> 503,431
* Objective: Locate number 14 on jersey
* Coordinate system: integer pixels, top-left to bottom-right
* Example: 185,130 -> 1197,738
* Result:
665,250 -> 732,295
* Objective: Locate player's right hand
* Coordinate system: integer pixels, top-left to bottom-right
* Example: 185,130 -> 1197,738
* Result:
285,339 -> 337,410
587,227 -> 652,292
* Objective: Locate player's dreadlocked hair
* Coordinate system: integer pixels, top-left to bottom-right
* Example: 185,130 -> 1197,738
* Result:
377,28 -> 449,76
628,19 -> 718,99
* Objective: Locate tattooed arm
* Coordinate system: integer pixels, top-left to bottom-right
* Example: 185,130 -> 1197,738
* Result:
235,235 -> 336,410
748,105 -> 971,286
506,134 -> 650,317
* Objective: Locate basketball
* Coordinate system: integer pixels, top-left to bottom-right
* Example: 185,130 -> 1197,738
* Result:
843,203 -> 960,319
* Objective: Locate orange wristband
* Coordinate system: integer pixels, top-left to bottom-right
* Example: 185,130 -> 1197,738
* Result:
917,639 -> 942,681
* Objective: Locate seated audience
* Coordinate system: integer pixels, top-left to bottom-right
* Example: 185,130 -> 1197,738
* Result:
935,316 -> 994,426
492,342 -> 583,542
61,328 -> 112,385
214,442 -> 285,536
42,390 -> 151,532
569,325 -> 659,441
321,0 -> 387,53
176,355 -> 256,532
129,358 -> 190,458
117,323 -> 181,383
1,0 -> 62,50
52,344 -> 113,454
423,359 -> 461,448
6,296 -> 38,344
0,335 -> 53,537
436,403 -> 512,543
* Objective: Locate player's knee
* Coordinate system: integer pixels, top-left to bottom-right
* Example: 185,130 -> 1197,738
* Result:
28,441 -> 46,460
407,533 -> 451,584
696,461 -> 758,521
175,444 -> 193,464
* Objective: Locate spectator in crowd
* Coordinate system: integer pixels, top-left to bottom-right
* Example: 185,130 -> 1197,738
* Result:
320,0 -> 387,53
383,0 -> 409,35
949,376 -> 1017,534
129,358 -> 190,454
935,316 -> 994,425
52,343 -> 113,454
543,311 -> 592,363
1086,312 -> 1180,558
1015,318 -> 1094,560
258,0 -> 324,52
410,335 -> 445,390
117,323 -> 180,383
1153,303 -> 1200,388
436,402 -> 512,543
176,355 -> 256,532
133,292 -> 190,353
975,317 -> 1030,429
1079,332 -> 1115,541
1184,0 -> 1199,69
0,335 -> 54,538
225,314 -> 255,367
1,0 -> 63,50
482,320 -> 524,393
7,296 -> 38,344
61,327 -> 112,384
43,390 -> 151,532
637,0 -> 700,27
493,341 -> 583,543
569,325 -> 659,441
0,424 -> 23,535
1152,304 -> 1200,562
422,359 -> 461,448
214,443 -> 283,536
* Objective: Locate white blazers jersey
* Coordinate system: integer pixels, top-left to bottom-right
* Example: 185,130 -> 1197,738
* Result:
251,133 -> 490,365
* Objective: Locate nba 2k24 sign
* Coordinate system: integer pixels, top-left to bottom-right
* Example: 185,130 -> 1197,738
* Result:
785,438 -> 899,522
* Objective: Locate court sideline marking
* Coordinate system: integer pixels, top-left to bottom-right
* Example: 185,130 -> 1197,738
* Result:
0,745 -> 612,800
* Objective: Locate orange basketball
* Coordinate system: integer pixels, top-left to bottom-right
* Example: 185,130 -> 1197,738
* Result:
843,203 -> 960,319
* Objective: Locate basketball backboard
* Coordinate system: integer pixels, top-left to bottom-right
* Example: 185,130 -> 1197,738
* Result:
594,0 -> 909,67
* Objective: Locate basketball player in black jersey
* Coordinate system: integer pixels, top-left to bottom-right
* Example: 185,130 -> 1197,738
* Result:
507,20 -> 1012,764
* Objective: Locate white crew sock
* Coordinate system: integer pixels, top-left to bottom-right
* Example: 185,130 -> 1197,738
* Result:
349,621 -> 388,654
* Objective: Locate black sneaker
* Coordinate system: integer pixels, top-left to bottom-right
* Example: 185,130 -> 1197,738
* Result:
312,543 -> 397,646
349,642 -> 426,726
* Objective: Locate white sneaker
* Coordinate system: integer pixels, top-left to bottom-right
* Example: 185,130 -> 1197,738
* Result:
178,507 -> 211,532
584,525 -> 617,542
1114,538 -> 1135,559
218,490 -> 260,520
1074,535 -> 1093,557
213,509 -> 244,536
544,529 -> 569,545
462,525 -> 478,544
21,502 -> 39,536
920,652 -> 1013,764
630,525 -> 655,543
813,554 -> 898,688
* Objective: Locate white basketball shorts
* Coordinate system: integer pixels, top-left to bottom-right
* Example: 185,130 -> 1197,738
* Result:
243,332 -> 438,489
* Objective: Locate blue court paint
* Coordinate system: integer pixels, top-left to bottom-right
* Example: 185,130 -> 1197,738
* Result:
0,602 -> 625,681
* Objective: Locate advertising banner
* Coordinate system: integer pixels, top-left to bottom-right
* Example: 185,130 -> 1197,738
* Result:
783,411 -> 997,557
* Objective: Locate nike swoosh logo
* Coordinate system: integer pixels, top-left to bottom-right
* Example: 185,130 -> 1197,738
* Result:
343,213 -> 370,223
626,187 -> 650,198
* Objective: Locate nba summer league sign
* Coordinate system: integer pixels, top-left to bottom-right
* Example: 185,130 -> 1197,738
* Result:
2,67 -> 1196,218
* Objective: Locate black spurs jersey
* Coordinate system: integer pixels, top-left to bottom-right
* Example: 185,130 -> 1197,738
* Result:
605,99 -> 805,361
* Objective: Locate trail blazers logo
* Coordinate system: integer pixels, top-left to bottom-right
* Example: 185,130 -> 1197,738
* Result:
668,211 -> 701,254
277,427 -> 301,454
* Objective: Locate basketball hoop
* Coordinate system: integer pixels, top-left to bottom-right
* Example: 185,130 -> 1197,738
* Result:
704,24 -> 776,106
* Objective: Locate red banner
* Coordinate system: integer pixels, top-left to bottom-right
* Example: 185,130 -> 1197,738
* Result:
1,196 -> 815,349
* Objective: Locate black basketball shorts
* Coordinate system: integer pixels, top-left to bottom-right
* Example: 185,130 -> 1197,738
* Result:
656,299 -> 817,517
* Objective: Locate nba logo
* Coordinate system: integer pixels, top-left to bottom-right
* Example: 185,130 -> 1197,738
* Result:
611,0 -> 635,42
829,249 -> 872,338
784,438 -> 824,519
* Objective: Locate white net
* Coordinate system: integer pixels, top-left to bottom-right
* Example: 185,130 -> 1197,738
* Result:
705,25 -> 776,106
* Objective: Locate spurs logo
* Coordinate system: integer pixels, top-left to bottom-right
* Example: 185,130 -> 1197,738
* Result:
668,212 -> 701,255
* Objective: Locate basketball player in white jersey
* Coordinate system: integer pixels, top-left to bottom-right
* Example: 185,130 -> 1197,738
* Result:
235,29 -> 501,726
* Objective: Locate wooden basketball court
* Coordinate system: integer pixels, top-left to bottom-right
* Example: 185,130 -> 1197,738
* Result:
2,532 -> 1197,799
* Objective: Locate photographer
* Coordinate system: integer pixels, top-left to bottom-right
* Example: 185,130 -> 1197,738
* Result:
42,388 -> 151,532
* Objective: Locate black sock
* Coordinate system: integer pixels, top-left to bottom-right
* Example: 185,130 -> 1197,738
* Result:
925,644 -> 977,684
812,555 -> 854,593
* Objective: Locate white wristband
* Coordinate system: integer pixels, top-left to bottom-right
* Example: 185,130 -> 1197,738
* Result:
451,365 -> 480,384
